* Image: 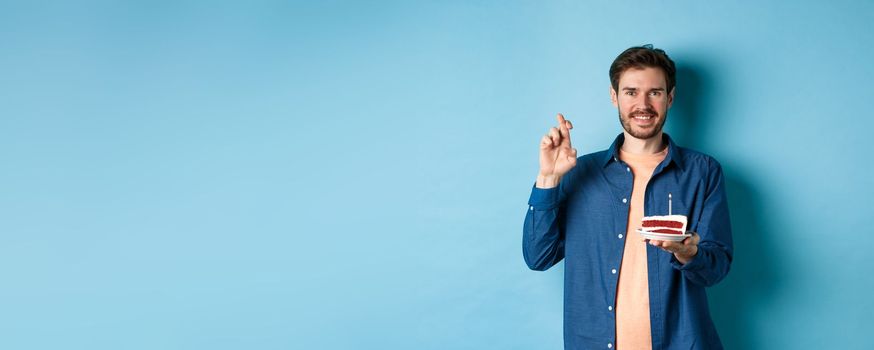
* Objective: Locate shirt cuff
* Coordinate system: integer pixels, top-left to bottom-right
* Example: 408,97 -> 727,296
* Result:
670,250 -> 705,271
528,183 -> 560,210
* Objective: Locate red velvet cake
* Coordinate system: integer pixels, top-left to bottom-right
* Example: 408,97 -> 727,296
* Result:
640,215 -> 687,235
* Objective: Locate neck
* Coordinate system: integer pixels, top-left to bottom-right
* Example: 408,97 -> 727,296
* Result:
620,131 -> 666,154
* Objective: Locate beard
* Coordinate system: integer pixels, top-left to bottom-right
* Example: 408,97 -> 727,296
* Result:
618,107 -> 667,140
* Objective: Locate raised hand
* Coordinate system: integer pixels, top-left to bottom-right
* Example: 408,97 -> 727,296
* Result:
537,113 -> 577,188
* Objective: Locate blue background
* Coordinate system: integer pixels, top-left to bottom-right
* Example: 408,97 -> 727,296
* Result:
2,1 -> 873,349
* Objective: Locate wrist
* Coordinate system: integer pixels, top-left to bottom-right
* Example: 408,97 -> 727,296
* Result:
536,173 -> 562,189
675,246 -> 698,265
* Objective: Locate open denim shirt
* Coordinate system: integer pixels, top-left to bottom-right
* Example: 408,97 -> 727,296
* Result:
523,133 -> 733,349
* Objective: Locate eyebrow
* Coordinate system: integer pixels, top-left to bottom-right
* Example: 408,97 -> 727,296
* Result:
622,87 -> 666,92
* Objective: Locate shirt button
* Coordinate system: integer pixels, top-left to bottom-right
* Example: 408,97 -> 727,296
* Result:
622,198 -> 627,203
611,269 -> 617,274
618,234 -> 623,239
608,306 -> 613,311
608,343 -> 613,348
626,167 -> 630,172
529,206 -> 534,211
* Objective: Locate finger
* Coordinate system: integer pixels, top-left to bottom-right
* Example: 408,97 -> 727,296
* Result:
661,241 -> 680,250
549,127 -> 561,146
566,120 -> 573,130
540,135 -> 553,149
684,232 -> 699,245
556,113 -> 566,126
656,243 -> 675,254
655,240 -> 680,253
558,116 -> 570,139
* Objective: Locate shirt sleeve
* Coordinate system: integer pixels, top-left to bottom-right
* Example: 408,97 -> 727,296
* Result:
522,173 -> 572,271
670,159 -> 734,286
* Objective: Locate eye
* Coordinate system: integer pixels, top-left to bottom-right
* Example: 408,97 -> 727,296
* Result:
650,91 -> 662,97
624,91 -> 636,96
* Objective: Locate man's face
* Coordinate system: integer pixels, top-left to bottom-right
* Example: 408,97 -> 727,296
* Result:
610,67 -> 674,141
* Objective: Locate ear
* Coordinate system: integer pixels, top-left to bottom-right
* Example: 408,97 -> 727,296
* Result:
610,86 -> 618,107
667,87 -> 675,108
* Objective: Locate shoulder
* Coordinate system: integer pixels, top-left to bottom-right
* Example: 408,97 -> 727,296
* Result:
675,146 -> 725,185
582,149 -> 610,163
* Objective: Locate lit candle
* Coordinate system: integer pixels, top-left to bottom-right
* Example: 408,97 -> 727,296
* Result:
669,193 -> 672,215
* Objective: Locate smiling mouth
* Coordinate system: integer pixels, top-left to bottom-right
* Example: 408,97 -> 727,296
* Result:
631,114 -> 656,121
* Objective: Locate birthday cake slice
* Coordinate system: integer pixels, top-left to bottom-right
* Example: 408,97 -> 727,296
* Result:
641,215 -> 687,235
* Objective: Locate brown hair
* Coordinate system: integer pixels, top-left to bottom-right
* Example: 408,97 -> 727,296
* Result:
609,44 -> 676,93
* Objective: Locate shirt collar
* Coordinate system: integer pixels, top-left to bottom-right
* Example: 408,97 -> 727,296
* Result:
602,133 -> 685,172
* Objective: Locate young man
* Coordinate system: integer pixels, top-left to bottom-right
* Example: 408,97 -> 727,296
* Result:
523,45 -> 733,349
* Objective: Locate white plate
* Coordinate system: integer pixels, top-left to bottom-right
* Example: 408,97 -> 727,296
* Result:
636,228 -> 691,242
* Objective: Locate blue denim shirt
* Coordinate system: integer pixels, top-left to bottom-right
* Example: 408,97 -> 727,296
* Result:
523,133 -> 733,350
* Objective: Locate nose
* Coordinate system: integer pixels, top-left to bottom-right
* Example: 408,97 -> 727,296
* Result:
640,94 -> 653,108
632,94 -> 653,110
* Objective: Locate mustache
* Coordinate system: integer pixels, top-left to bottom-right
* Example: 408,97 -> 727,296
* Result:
629,109 -> 658,117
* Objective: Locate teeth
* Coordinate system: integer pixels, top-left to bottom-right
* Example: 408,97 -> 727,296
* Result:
634,115 -> 652,120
